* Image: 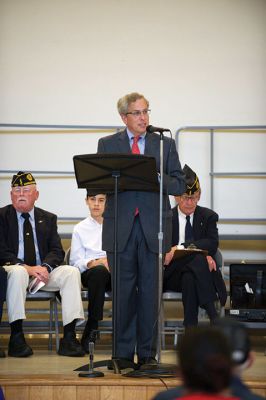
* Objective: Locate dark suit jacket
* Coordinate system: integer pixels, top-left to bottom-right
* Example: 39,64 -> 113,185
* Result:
165,205 -> 227,306
97,129 -> 185,253
0,205 -> 64,269
172,205 -> 219,256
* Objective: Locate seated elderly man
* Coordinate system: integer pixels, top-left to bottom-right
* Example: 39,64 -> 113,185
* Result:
163,165 -> 226,327
0,171 -> 85,357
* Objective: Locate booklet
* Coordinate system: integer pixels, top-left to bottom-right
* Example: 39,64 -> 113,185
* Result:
173,247 -> 208,260
28,277 -> 45,294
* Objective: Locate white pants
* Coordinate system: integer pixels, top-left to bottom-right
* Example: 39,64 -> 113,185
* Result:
3,264 -> 84,326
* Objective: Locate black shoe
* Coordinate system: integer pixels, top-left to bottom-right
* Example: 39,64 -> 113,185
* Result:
107,358 -> 136,371
58,333 -> 85,357
81,329 -> 99,354
138,357 -> 158,369
0,348 -> 6,358
8,332 -> 33,357
203,302 -> 218,322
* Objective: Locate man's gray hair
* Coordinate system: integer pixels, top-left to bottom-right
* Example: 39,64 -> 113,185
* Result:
117,92 -> 149,115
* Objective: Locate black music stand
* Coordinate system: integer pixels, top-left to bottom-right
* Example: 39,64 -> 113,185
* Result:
73,153 -> 159,374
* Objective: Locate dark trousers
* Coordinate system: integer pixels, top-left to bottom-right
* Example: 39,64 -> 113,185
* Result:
81,265 -> 111,321
0,267 -> 7,322
107,216 -> 159,361
163,254 -> 217,326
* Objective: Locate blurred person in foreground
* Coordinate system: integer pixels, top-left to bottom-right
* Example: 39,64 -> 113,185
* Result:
153,317 -> 264,400
70,191 -> 111,353
174,325 -> 239,399
0,171 -> 85,357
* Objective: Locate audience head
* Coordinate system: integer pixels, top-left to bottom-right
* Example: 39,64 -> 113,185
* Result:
212,317 -> 254,374
10,171 -> 39,213
117,92 -> 150,136
85,190 -> 106,220
178,326 -> 233,394
175,164 -> 201,215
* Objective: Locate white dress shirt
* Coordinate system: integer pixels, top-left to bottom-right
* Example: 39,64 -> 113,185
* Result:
178,208 -> 194,245
16,208 -> 42,265
70,215 -> 106,273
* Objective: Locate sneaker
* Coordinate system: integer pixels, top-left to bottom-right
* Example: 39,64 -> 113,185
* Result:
81,329 -> 99,354
58,333 -> 85,357
8,332 -> 33,358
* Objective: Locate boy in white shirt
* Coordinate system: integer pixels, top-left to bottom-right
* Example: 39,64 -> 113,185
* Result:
70,191 -> 111,353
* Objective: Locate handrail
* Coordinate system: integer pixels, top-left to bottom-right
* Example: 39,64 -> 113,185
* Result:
176,125 -> 266,225
0,123 -> 123,130
0,124 -> 123,177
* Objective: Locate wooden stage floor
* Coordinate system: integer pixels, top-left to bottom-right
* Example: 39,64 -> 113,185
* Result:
0,333 -> 266,400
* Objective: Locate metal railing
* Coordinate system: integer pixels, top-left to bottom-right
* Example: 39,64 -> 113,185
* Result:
176,126 -> 266,236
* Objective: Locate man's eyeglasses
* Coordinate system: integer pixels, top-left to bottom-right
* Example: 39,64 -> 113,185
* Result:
12,187 -> 34,194
180,194 -> 199,203
126,109 -> 151,118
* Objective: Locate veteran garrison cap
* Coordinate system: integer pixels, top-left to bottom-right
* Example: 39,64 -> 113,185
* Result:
183,164 -> 200,195
212,317 -> 250,365
11,171 -> 36,187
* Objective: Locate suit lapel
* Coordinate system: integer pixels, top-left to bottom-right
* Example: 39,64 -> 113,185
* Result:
117,130 -> 131,153
193,206 -> 203,238
10,207 -> 19,254
144,132 -> 158,158
34,208 -> 45,260
117,130 -> 159,157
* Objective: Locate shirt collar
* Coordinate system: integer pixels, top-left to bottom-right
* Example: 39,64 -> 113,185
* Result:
126,129 -> 146,141
17,208 -> 35,220
178,207 -> 194,220
88,214 -> 102,226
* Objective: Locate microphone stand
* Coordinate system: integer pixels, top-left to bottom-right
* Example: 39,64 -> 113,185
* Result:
151,131 -> 176,374
79,342 -> 104,378
157,132 -> 164,363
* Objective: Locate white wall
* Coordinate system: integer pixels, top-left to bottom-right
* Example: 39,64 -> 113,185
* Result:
0,0 -> 265,239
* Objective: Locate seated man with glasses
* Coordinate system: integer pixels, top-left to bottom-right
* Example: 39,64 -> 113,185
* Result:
163,164 -> 226,327
0,171 -> 85,357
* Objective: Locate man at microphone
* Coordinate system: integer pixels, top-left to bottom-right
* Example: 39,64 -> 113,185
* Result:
97,92 -> 185,367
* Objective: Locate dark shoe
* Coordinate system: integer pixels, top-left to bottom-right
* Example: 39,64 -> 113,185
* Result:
0,348 -> 6,358
138,357 -> 158,369
58,333 -> 85,357
107,357 -> 136,371
81,329 -> 99,354
8,332 -> 33,357
203,301 -> 218,322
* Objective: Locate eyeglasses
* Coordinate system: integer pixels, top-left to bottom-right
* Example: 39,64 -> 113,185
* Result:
12,187 -> 34,194
180,194 -> 199,203
126,109 -> 151,118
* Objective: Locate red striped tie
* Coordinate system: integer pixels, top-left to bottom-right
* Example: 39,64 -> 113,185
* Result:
132,136 -> 140,154
132,136 -> 140,215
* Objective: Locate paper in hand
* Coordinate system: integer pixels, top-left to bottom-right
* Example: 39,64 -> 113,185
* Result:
28,277 -> 45,294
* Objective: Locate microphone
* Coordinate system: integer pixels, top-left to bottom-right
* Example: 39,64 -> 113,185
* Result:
146,125 -> 170,133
